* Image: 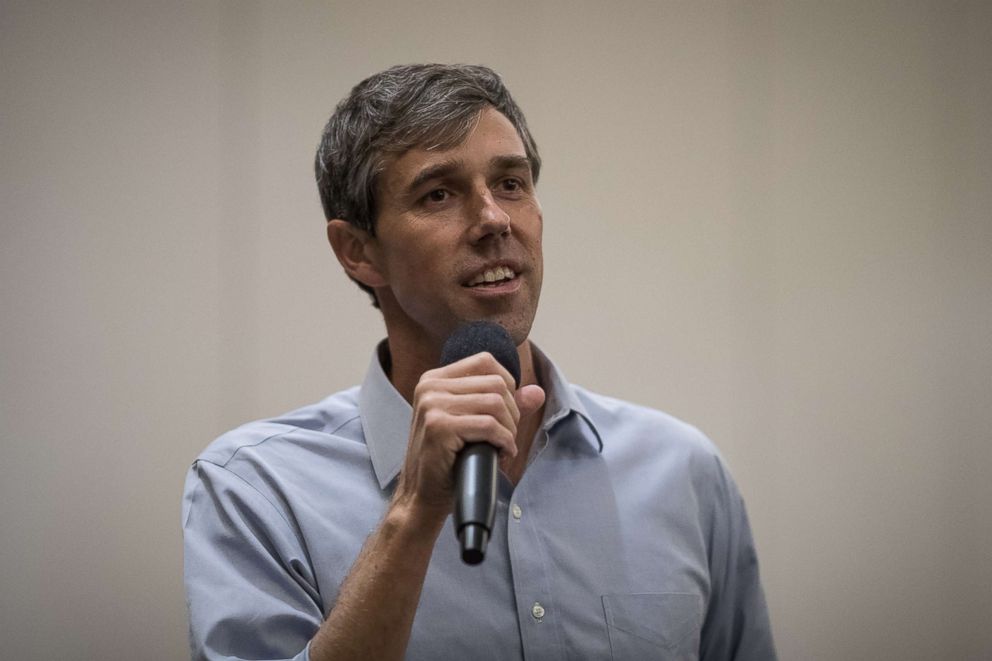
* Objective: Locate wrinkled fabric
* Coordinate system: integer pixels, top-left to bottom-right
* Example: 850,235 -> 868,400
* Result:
183,343 -> 775,660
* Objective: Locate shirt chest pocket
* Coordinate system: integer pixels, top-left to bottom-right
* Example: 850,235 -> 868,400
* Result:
601,592 -> 704,661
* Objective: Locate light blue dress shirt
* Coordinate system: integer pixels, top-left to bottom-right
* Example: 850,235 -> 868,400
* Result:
183,343 -> 776,660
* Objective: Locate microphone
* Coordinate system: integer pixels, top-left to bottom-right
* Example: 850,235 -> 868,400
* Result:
440,321 -> 520,565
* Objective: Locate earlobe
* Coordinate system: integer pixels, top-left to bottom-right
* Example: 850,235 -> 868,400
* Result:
326,219 -> 387,288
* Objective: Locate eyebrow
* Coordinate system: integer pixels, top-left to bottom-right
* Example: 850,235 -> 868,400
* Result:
406,160 -> 462,196
404,154 -> 532,196
490,154 -> 532,174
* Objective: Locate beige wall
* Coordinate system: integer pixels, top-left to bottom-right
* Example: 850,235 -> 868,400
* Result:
2,1 -> 990,659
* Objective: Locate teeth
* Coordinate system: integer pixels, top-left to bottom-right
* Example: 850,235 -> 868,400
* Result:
469,266 -> 516,286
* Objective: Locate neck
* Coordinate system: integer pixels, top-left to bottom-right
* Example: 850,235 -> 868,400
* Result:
386,333 -> 541,404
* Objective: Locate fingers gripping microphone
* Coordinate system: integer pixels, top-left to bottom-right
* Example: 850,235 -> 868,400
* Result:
440,321 -> 520,565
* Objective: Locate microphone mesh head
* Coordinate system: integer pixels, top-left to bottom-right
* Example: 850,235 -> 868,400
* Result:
440,321 -> 520,388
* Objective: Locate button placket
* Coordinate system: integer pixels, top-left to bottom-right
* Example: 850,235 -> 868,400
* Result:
504,442 -> 564,660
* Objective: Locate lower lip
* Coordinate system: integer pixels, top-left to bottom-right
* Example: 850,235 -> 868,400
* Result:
463,277 -> 522,297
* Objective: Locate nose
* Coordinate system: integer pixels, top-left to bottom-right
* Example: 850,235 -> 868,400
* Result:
469,188 -> 511,243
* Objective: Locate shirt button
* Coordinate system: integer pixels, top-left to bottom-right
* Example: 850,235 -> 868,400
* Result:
511,504 -> 523,520
531,602 -> 545,620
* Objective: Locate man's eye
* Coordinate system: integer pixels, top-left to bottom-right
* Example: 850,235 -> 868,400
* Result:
499,178 -> 522,192
425,189 -> 449,203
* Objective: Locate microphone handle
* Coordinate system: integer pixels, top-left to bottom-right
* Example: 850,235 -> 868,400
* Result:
454,442 -> 498,565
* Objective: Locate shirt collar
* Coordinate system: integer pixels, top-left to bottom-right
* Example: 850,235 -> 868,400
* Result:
359,340 -> 604,491
530,343 -> 604,453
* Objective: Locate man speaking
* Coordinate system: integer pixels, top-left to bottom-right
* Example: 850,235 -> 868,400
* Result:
183,64 -> 776,660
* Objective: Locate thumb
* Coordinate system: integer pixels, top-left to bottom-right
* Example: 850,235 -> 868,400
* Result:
515,384 -> 546,418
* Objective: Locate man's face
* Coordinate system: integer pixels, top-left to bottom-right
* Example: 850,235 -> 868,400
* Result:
367,106 -> 543,353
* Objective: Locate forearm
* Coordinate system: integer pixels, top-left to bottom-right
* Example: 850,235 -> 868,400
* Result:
308,498 -> 446,661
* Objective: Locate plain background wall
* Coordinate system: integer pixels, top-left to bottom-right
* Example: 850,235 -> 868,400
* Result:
2,1 -> 990,659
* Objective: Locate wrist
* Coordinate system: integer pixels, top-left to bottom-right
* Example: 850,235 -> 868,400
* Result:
383,493 -> 447,546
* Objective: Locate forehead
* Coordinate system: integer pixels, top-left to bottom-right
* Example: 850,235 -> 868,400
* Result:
378,108 -> 528,194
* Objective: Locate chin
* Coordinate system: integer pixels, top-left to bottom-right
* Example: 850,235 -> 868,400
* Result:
439,293 -> 539,347
492,312 -> 536,348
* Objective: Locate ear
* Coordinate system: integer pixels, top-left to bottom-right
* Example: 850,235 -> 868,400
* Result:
326,219 -> 388,289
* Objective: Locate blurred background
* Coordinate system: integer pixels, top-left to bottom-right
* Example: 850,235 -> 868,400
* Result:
2,1 -> 989,659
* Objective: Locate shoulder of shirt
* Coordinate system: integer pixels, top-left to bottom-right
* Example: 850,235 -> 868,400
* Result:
568,383 -> 723,459
566,384 -> 743,507
194,385 -> 363,467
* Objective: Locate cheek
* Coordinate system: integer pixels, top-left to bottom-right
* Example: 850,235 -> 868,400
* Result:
532,218 -> 544,282
529,203 -> 544,239
529,210 -> 543,255
383,238 -> 450,290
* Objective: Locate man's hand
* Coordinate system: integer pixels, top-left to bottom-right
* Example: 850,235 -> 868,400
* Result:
309,350 -> 544,661
392,351 -> 545,520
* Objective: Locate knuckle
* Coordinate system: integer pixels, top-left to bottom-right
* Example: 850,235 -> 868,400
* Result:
483,374 -> 506,391
497,428 -> 516,450
477,353 -> 503,375
413,379 -> 432,402
483,392 -> 503,410
422,408 -> 445,429
509,404 -> 521,423
484,416 -> 506,437
418,390 -> 438,409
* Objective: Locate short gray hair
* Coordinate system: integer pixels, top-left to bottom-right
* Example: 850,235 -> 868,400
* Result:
314,64 -> 542,306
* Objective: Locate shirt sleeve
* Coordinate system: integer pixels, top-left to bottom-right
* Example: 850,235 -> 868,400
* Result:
699,456 -> 778,661
182,459 -> 322,661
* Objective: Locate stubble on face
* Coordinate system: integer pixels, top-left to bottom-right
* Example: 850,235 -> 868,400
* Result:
369,108 -> 544,364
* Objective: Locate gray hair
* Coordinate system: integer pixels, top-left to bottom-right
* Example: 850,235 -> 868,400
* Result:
314,64 -> 542,306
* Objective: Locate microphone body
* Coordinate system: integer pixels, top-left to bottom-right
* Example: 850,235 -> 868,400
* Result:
453,443 -> 498,564
439,321 -> 520,565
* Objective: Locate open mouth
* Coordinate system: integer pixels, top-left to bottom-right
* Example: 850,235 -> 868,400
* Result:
465,265 -> 517,288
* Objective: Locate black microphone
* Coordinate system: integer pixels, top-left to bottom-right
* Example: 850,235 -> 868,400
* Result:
440,321 -> 520,565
